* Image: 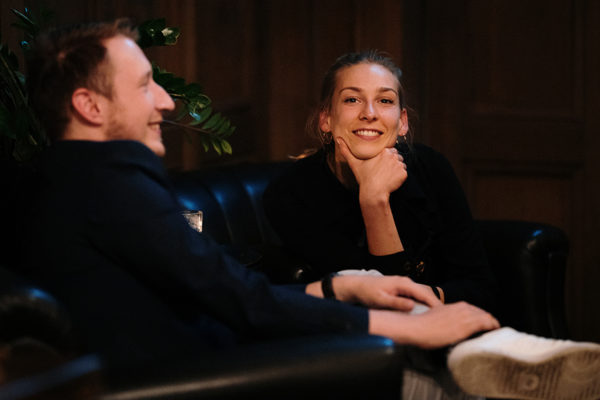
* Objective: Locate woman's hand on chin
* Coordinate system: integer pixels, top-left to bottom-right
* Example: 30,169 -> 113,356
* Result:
335,137 -> 407,203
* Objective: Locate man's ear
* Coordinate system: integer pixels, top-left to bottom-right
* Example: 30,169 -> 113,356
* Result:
71,88 -> 105,125
319,110 -> 331,133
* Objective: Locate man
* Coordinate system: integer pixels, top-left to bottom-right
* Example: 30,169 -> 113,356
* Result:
22,19 -> 599,400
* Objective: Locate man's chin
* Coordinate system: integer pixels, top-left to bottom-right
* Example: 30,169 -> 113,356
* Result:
144,141 -> 166,157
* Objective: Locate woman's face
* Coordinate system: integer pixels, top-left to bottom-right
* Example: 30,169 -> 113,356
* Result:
320,63 -> 408,161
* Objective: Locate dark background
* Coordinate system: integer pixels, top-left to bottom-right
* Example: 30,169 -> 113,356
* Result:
2,0 -> 598,342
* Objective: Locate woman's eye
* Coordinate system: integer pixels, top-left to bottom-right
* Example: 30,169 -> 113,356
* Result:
343,97 -> 358,103
380,98 -> 395,104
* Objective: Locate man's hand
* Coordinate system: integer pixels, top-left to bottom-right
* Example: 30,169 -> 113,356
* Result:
306,274 -> 441,311
369,302 -> 500,349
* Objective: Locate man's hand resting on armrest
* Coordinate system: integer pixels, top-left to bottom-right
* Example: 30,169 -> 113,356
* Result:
306,275 -> 500,349
369,302 -> 499,348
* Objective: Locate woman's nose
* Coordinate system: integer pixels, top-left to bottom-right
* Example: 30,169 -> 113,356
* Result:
359,102 -> 377,121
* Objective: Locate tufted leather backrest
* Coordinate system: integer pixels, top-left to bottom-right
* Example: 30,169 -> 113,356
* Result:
171,162 -> 290,246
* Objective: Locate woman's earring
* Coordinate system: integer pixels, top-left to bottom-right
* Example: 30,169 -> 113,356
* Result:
396,135 -> 409,148
321,131 -> 333,145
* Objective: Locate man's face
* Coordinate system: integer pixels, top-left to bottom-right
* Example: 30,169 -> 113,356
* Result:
102,35 -> 175,156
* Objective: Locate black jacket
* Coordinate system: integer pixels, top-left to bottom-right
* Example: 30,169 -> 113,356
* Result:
23,140 -> 367,367
264,143 -> 498,312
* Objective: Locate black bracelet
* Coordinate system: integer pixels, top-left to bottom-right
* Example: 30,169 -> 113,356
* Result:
322,272 -> 338,300
430,285 -> 441,299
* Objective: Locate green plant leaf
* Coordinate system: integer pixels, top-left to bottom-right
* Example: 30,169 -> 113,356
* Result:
201,113 -> 222,131
138,18 -> 180,48
190,105 -> 212,121
211,137 -> 222,156
221,139 -> 232,155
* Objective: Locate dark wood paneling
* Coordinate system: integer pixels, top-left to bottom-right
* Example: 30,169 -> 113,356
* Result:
262,0 -> 314,159
468,165 -> 577,236
419,0 -> 599,341
467,0 -> 583,118
580,0 -> 600,340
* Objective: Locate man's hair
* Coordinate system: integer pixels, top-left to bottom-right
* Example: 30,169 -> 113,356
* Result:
26,19 -> 138,141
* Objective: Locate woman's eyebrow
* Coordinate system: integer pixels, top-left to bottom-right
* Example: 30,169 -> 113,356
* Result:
339,86 -> 398,95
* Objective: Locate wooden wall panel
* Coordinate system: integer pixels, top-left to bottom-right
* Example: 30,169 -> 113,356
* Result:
467,1 -> 583,118
461,0 -> 590,341
470,168 -> 575,235
420,0 -> 599,341
580,0 -> 600,340
262,0 -> 314,160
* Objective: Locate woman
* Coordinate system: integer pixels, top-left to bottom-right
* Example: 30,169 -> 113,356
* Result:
263,50 -> 600,400
264,50 -> 497,312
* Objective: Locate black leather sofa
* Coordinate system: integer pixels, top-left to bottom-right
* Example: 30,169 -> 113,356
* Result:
170,160 -> 570,339
0,160 -> 569,399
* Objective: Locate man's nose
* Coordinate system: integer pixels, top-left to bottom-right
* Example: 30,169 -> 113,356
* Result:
154,82 -> 175,111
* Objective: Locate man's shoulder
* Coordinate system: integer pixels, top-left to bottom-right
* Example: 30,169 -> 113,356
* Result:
47,140 -> 165,177
49,139 -> 158,161
43,139 -> 173,212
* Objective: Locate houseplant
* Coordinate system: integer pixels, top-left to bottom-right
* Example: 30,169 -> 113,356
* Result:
0,8 -> 235,166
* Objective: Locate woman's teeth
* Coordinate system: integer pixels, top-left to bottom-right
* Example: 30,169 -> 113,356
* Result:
354,130 -> 381,137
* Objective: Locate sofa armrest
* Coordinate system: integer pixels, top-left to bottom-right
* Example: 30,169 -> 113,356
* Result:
101,334 -> 403,400
475,219 -> 569,338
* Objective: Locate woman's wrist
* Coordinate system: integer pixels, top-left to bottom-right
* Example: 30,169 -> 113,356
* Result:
359,189 -> 390,208
321,272 -> 339,300
305,274 -> 352,302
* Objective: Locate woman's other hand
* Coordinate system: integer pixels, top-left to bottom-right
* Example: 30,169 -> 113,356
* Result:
306,274 -> 441,311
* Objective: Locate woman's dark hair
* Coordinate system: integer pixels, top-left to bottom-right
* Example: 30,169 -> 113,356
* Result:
26,19 -> 138,141
306,49 -> 408,149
